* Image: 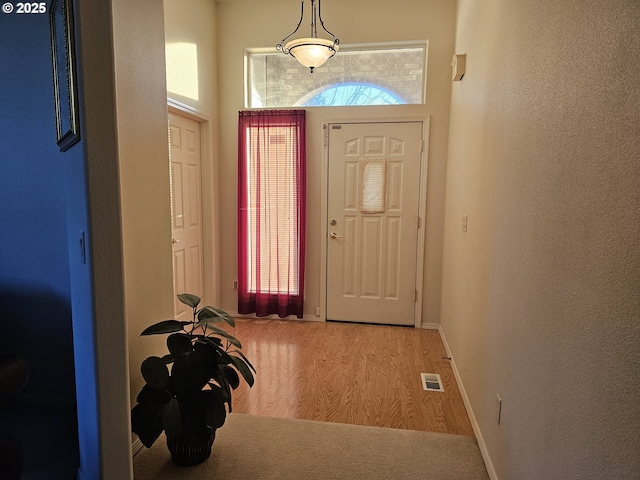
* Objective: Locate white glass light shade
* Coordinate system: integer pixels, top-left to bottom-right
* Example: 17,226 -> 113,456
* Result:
285,37 -> 339,69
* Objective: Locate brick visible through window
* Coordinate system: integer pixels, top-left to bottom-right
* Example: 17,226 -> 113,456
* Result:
246,44 -> 426,108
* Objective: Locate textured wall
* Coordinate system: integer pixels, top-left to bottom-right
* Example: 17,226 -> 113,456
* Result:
112,0 -> 174,420
442,0 -> 640,478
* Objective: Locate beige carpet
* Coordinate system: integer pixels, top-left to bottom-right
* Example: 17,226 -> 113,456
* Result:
133,414 -> 489,480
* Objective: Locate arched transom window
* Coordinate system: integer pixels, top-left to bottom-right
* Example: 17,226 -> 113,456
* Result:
298,83 -> 405,106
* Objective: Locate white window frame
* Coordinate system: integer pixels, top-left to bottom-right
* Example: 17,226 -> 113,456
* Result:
244,40 -> 428,108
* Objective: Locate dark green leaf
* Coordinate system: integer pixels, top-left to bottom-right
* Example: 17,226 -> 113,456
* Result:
167,333 -> 192,357
221,365 -> 240,389
194,338 -> 220,360
197,306 -> 235,327
132,401 -> 165,448
161,354 -> 174,365
136,385 -> 171,405
177,293 -> 201,308
141,320 -> 190,336
232,349 -> 257,373
141,357 -> 170,390
215,348 -> 234,366
179,402 -> 211,447
192,341 -> 223,379
169,351 -> 209,397
208,383 -> 229,403
214,375 -> 233,412
229,355 -> 255,388
201,390 -> 227,429
198,337 -> 225,357
162,398 -> 182,439
203,324 -> 242,348
196,335 -> 223,346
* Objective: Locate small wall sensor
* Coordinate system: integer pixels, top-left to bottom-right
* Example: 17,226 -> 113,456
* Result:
452,54 -> 466,81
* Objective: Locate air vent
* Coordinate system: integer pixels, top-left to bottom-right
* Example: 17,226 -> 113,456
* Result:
421,373 -> 444,392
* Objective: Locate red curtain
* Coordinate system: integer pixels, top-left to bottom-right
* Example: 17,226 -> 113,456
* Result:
238,110 -> 306,318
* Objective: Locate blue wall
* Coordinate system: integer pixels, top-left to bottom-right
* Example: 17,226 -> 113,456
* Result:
0,7 -> 76,404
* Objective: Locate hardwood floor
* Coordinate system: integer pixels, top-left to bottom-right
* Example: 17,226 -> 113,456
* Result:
227,319 -> 475,437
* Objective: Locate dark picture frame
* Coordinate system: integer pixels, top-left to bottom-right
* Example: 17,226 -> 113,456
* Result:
49,0 -> 80,151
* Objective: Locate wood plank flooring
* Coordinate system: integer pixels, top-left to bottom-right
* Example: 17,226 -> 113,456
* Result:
226,319 -> 475,437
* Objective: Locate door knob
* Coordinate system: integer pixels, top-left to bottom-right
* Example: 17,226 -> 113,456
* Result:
172,238 -> 181,244
330,232 -> 342,239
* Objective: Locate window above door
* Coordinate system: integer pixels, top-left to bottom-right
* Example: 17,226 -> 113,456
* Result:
245,42 -> 427,108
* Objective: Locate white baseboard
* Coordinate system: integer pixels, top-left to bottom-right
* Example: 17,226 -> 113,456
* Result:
438,326 -> 498,480
229,312 -> 436,326
227,311 -> 323,322
420,322 -> 440,330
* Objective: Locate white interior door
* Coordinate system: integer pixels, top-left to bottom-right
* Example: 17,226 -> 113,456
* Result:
169,112 -> 204,320
326,122 -> 423,326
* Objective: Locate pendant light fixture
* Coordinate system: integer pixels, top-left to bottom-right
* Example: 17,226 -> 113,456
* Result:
276,0 -> 340,73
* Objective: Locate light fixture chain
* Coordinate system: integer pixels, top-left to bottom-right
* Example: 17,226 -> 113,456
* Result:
310,0 -> 317,38
276,0 -> 306,54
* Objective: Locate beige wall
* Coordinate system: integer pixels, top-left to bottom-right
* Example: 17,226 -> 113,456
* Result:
164,0 -> 219,114
164,0 -> 221,305
216,0 -> 456,323
114,0 -> 174,424
442,0 -> 640,478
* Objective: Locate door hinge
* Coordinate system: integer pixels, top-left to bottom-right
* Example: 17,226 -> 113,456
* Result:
416,216 -> 420,228
415,290 -> 418,302
419,140 -> 424,152
323,124 -> 328,147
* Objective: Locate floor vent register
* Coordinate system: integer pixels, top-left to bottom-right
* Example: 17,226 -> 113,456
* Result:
421,373 -> 444,392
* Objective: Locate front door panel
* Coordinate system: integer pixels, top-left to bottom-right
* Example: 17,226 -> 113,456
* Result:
326,122 -> 422,326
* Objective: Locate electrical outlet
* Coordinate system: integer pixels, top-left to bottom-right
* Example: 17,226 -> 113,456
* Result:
496,394 -> 503,425
315,307 -> 321,316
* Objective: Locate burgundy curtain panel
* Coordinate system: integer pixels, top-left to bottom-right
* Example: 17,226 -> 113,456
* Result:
238,110 -> 306,318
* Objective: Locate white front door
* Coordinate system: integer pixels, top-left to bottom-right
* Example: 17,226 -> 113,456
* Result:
326,122 -> 423,326
169,112 -> 204,320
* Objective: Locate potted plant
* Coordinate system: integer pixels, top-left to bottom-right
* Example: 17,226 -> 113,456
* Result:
131,294 -> 255,466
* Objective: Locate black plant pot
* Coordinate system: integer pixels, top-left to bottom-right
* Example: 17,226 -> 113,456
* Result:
166,428 -> 216,467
